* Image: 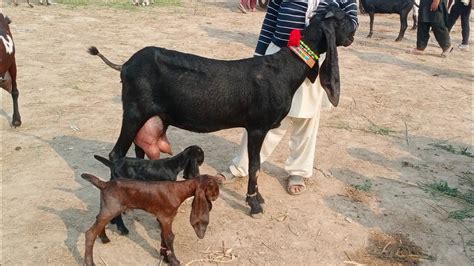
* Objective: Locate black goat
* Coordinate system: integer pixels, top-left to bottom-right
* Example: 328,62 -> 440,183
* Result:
89,5 -> 356,218
93,145 -> 204,235
360,0 -> 418,41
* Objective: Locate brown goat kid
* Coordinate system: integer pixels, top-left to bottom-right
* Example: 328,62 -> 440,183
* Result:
0,14 -> 21,127
81,173 -> 220,266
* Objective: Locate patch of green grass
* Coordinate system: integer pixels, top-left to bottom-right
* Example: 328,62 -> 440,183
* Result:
458,171 -> 474,187
425,181 -> 474,205
365,124 -> 397,136
428,181 -> 459,197
448,208 -> 474,220
352,180 -> 372,192
429,143 -> 474,158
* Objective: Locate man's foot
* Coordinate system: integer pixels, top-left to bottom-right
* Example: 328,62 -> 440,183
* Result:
217,170 -> 244,184
287,175 -> 306,195
408,48 -> 425,55
458,44 -> 469,50
440,45 -> 453,58
238,4 -> 247,14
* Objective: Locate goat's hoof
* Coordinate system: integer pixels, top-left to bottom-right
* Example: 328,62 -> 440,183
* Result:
99,236 -> 110,244
366,34 -> 372,38
12,119 -> 21,128
247,195 -> 264,218
250,212 -> 264,219
395,37 -> 403,42
256,192 -> 265,204
118,227 -> 129,235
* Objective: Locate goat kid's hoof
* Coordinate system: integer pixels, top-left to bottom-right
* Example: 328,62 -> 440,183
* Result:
366,33 -> 373,38
395,37 -> 403,42
99,235 -> 110,244
117,227 -> 129,235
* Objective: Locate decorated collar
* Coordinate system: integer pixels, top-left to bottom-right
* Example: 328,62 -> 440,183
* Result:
287,29 -> 319,68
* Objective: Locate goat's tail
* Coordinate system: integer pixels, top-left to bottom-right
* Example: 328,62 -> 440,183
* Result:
94,155 -> 113,169
81,173 -> 107,190
88,46 -> 122,71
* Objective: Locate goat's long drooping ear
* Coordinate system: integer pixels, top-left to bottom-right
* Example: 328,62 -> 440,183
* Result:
190,181 -> 210,239
319,18 -> 341,107
189,176 -> 220,239
183,158 -> 200,179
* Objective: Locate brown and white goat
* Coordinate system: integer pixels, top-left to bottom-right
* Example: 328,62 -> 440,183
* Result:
0,14 -> 21,127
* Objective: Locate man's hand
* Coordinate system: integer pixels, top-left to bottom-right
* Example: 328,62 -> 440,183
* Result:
430,0 -> 440,11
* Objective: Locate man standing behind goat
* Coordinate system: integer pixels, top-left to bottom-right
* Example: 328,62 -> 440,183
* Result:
218,0 -> 358,195
411,0 -> 453,57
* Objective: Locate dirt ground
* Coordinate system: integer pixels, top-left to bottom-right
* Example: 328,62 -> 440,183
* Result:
1,1 -> 473,265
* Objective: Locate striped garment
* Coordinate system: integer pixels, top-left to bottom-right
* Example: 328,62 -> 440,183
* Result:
254,0 -> 358,56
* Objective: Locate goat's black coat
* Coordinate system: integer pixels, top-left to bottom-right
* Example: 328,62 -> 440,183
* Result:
94,145 -> 204,234
90,6 -> 356,217
360,0 -> 418,41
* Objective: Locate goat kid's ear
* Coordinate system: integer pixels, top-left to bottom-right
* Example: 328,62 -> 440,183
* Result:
190,188 -> 210,239
183,159 -> 200,179
319,19 -> 341,107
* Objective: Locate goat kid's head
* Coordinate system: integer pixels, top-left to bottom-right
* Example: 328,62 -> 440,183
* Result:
183,145 -> 205,179
303,5 -> 357,107
190,175 -> 219,239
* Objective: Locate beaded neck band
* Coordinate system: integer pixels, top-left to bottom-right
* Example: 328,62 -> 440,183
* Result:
289,40 -> 319,68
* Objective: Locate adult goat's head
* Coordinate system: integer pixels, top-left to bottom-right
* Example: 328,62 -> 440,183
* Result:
302,4 -> 357,107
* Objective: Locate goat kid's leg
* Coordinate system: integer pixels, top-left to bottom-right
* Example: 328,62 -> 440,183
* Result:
158,219 -> 180,266
110,214 -> 129,235
245,129 -> 268,218
9,64 -> 21,127
367,13 -> 374,38
412,13 -> 418,30
396,12 -> 409,41
85,210 -> 121,266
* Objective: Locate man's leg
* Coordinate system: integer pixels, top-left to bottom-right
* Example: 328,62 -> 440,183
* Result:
416,21 -> 431,50
460,5 -> 471,45
447,2 -> 462,31
284,83 -> 324,194
432,21 -> 452,51
228,117 -> 291,177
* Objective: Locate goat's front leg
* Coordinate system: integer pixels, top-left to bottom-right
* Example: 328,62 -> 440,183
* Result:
246,129 -> 268,219
158,219 -> 180,266
9,63 -> 21,127
367,13 -> 374,38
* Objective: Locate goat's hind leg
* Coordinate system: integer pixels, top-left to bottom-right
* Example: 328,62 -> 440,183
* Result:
245,129 -> 268,219
109,107 -> 147,162
396,10 -> 410,41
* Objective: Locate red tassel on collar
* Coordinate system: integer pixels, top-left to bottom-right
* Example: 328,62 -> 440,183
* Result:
288,29 -> 302,47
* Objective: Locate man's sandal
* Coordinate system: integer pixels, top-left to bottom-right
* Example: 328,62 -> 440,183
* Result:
287,175 -> 306,195
217,170 -> 244,184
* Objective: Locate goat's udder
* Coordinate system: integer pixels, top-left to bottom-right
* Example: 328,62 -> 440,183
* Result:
134,116 -> 172,159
